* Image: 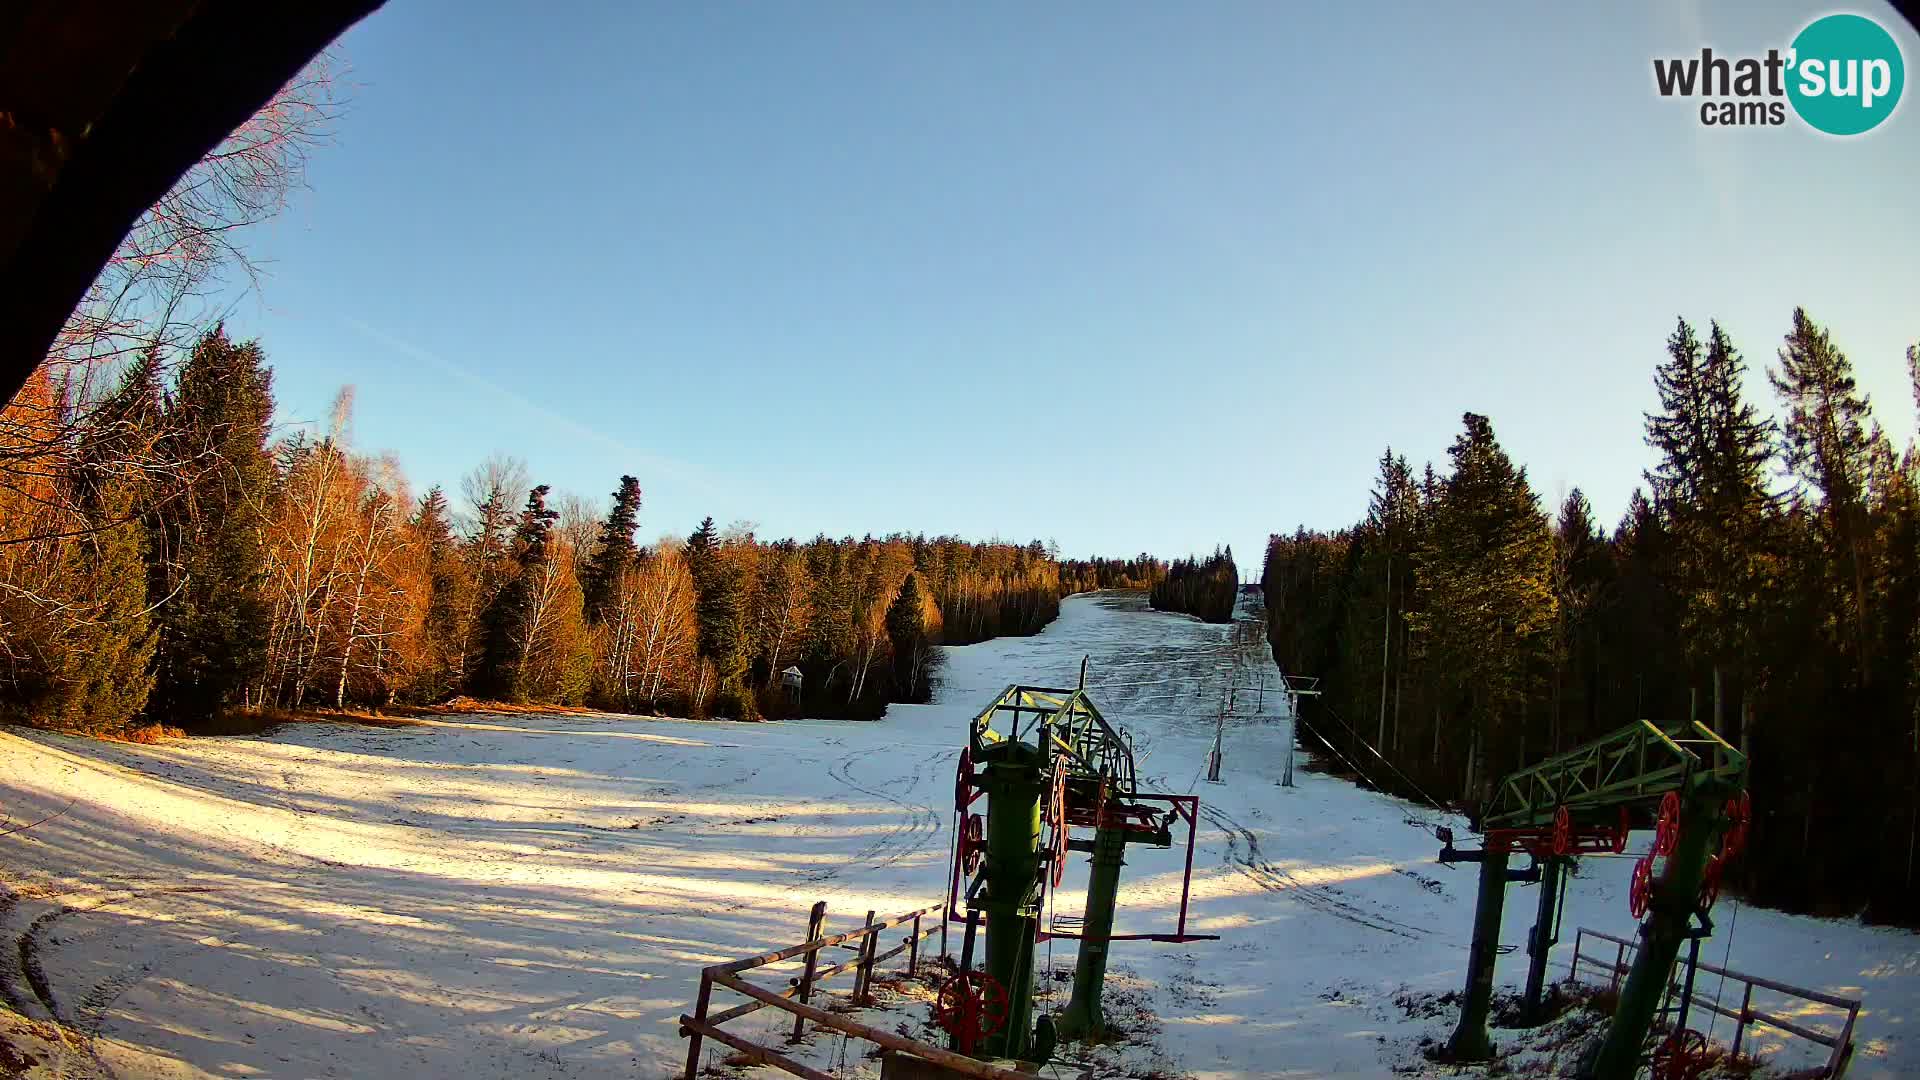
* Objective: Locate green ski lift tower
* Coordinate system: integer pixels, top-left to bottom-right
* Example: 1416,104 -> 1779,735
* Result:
938,680 -> 1214,1062
1434,720 -> 1750,1080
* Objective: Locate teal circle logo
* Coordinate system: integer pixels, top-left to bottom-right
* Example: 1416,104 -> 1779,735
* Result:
1787,14 -> 1904,135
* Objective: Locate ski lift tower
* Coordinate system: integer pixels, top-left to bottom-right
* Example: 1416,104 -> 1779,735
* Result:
944,680 -> 1215,1062
1277,674 -> 1320,787
1434,720 -> 1749,1079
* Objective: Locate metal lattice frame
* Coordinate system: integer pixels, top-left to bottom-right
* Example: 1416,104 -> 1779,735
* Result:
969,684 -> 1137,795
1482,720 -> 1747,830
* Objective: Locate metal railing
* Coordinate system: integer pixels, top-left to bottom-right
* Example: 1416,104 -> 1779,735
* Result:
1566,926 -> 1860,1078
679,898 -> 1029,1080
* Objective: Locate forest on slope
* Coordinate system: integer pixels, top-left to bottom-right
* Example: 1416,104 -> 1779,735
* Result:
1263,311 -> 1920,922
1149,548 -> 1240,623
0,328 -> 1133,729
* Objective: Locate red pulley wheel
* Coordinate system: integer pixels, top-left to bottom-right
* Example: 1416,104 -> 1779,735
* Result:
933,970 -> 1009,1055
1650,1027 -> 1711,1080
1047,758 -> 1071,887
1654,791 -> 1682,857
955,745 -> 974,813
960,813 -> 985,875
1697,854 -> 1724,912
1721,791 -> 1752,861
1552,805 -> 1573,856
1629,855 -> 1654,919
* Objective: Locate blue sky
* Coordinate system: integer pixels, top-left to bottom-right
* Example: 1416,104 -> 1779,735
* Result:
225,1 -> 1920,574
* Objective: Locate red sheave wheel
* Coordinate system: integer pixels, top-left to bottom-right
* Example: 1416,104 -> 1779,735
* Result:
1654,791 -> 1682,857
960,813 -> 985,875
1650,1027 -> 1711,1080
1721,791 -> 1752,860
1048,758 -> 1071,887
1552,805 -> 1573,856
933,970 -> 1009,1055
1629,855 -> 1654,919
1697,854 -> 1724,912
955,746 -> 974,813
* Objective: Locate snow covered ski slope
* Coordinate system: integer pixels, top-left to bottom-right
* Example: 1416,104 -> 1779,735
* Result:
0,592 -> 1915,1078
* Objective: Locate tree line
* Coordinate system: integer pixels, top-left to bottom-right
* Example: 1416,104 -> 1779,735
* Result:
0,328 -> 1114,732
1261,309 -> 1920,922
1059,554 -> 1167,593
1150,547 -> 1240,623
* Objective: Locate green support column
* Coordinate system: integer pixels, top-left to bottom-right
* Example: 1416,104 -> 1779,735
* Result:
1522,856 -> 1563,1024
1055,820 -> 1127,1038
1587,795 -> 1720,1080
978,746 -> 1044,1061
1447,843 -> 1512,1061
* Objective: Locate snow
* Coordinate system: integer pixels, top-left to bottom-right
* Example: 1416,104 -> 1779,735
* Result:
1,591 -> 1915,1078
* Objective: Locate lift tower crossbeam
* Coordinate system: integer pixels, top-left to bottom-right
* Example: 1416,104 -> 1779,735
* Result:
1439,720 -> 1747,1080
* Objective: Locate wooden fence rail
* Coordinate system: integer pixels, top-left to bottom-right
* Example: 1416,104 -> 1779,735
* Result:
1566,926 -> 1860,1078
680,898 -> 1029,1080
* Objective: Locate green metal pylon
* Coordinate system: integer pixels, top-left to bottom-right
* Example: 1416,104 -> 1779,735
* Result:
1055,816 -> 1127,1038
1447,843 -> 1512,1060
1521,855 -> 1564,1024
1586,795 -> 1722,1080
977,744 -> 1044,1060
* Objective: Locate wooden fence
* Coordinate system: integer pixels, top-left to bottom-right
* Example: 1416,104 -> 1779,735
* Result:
679,898 -> 1030,1080
1566,926 -> 1860,1078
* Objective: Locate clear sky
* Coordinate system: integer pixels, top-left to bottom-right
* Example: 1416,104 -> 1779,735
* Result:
225,1 -> 1920,575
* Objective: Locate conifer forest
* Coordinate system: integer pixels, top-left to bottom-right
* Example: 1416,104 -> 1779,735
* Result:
1263,315 -> 1920,924
1149,548 -> 1241,623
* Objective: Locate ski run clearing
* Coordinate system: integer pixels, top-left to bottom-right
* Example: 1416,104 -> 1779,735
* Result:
0,592 -> 1914,1080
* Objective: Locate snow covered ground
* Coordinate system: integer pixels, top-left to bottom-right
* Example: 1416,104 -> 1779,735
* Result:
0,592 -> 1914,1079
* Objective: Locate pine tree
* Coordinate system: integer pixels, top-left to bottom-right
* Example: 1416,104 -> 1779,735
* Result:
148,326 -> 275,725
411,486 -> 471,701
886,571 -> 937,702
685,516 -> 755,717
1408,412 -> 1557,794
1549,489 -> 1607,751
1365,449 -> 1417,750
1644,317 -> 1776,731
580,475 -> 642,623
475,485 -> 558,700
39,356 -> 163,731
1772,307 -> 1880,672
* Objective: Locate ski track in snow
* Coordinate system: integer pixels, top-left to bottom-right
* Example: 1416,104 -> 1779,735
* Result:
0,592 -> 1916,1079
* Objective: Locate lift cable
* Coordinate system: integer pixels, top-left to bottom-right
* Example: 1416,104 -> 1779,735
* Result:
1290,711 -> 1392,794
1308,699 -> 1453,815
1706,896 -> 1742,1045
1081,656 -> 1239,670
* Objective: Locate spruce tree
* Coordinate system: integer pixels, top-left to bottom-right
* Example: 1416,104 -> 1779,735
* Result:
475,485 -> 558,700
1772,308 -> 1879,670
412,486 -> 470,701
1408,412 -> 1556,793
581,475 -> 642,623
40,355 -> 164,731
685,516 -> 754,717
148,327 -> 275,725
886,572 -> 935,701
1644,318 -> 1776,728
